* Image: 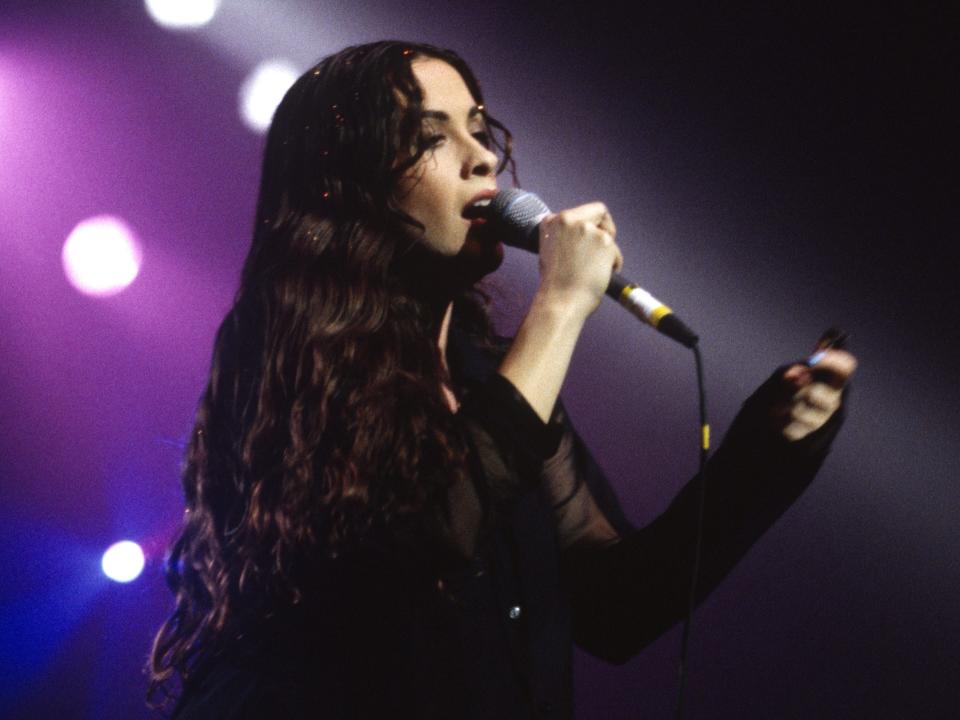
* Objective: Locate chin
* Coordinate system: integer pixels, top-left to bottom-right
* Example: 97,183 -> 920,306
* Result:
456,234 -> 503,285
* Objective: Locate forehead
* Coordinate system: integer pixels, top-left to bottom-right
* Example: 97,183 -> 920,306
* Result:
410,57 -> 476,111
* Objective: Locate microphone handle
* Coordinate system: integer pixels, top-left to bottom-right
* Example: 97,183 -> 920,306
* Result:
606,273 -> 698,348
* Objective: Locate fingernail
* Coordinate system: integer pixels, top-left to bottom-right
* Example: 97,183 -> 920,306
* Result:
807,350 -> 826,366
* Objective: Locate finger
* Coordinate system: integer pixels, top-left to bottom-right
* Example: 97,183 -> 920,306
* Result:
612,245 -> 624,273
598,210 -> 617,238
560,201 -> 610,227
808,349 -> 858,389
582,222 -> 615,246
783,363 -> 812,388
801,383 -> 842,412
584,223 -> 622,273
789,402 -> 828,429
782,419 -> 816,442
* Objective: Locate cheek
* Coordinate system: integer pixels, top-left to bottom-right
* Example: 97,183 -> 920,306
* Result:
413,187 -> 461,246
396,161 -> 463,253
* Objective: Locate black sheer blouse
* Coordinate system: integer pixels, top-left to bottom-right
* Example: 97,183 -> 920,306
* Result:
171,329 -> 845,719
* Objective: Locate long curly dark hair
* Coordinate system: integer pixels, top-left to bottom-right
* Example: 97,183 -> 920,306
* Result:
147,40 -> 514,705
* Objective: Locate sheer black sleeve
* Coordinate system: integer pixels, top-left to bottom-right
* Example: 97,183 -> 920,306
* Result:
440,346 -> 846,665
559,369 -> 847,664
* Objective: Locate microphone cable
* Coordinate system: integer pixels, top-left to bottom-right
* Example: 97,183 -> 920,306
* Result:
675,342 -> 709,720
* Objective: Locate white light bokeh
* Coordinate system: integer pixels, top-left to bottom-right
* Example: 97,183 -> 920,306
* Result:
144,0 -> 220,30
238,59 -> 298,134
61,215 -> 142,297
101,541 -> 146,583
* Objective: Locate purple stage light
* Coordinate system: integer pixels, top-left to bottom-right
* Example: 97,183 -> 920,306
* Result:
101,540 -> 145,583
144,0 -> 220,30
61,215 -> 142,297
239,60 -> 298,134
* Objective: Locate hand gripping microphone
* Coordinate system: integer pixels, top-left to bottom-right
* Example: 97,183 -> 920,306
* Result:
486,189 -> 699,348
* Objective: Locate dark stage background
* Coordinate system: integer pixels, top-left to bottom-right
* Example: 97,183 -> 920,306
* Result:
2,1 -> 957,718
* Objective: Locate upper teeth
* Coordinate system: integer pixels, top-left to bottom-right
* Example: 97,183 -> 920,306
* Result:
471,198 -> 492,207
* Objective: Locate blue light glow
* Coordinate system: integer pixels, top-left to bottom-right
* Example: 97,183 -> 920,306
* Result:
100,541 -> 145,583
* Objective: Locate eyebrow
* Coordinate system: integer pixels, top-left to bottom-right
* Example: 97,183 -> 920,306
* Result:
421,105 -> 485,122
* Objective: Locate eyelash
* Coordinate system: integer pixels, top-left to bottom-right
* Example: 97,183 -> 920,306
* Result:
423,131 -> 491,149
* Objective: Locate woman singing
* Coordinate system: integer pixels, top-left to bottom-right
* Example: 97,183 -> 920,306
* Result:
149,40 -> 856,718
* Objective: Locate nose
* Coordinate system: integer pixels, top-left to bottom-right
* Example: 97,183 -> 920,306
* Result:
462,137 -> 498,180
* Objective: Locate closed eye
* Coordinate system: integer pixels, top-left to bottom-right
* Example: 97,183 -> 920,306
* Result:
422,131 -> 488,151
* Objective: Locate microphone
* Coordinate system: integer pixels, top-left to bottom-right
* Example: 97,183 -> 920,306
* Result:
486,189 -> 699,348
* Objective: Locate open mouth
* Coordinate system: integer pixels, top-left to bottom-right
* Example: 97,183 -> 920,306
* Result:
462,195 -> 493,222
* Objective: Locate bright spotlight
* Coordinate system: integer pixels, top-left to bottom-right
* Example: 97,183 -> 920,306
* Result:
101,541 -> 145,583
144,0 -> 220,30
61,215 -> 142,297
239,60 -> 298,134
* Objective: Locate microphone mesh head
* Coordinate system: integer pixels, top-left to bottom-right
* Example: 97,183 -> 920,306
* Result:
488,189 -> 551,252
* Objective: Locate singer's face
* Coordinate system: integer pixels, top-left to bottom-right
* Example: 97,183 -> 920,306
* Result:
394,58 -> 503,281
